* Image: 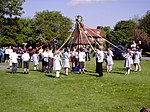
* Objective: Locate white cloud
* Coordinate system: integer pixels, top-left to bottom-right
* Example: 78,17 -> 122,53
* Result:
68,0 -> 117,6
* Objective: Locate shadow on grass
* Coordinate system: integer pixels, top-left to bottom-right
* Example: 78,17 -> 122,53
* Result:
87,68 -> 125,76
111,71 -> 125,75
88,73 -> 99,77
5,71 -> 26,74
45,74 -> 56,78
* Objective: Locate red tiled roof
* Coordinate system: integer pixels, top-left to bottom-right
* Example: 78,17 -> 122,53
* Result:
72,27 -> 103,44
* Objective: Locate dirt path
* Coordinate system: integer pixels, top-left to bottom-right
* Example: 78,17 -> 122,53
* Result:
142,57 -> 150,60
0,65 -> 9,70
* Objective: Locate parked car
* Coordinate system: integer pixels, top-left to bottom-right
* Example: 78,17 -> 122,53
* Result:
109,45 -> 126,60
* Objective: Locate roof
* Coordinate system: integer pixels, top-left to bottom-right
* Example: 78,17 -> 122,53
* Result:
72,27 -> 103,45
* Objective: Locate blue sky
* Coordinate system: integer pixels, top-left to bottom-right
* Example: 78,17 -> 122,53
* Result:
22,0 -> 150,28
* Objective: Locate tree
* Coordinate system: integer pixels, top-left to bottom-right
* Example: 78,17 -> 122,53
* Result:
139,11 -> 150,35
0,0 -> 25,18
0,0 -> 25,46
34,10 -> 72,47
113,20 -> 137,47
0,18 -> 34,46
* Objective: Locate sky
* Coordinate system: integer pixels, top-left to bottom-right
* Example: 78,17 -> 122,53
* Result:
22,0 -> 150,28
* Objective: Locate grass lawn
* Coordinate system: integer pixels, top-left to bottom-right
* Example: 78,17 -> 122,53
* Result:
0,60 -> 150,112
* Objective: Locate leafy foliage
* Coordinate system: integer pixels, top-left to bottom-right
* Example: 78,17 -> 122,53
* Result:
0,0 -> 25,46
113,20 -> 137,47
139,11 -> 150,35
34,10 -> 72,47
0,0 -> 25,18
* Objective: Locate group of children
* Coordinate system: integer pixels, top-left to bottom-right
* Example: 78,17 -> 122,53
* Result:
123,46 -> 142,75
1,41 -> 142,77
104,47 -> 142,75
9,48 -> 30,74
7,46 -> 72,78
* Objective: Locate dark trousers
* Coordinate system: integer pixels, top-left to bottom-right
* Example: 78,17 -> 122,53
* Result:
74,57 -> 79,67
0,56 -> 2,63
4,54 -> 9,62
96,62 -> 103,77
96,58 -> 98,72
12,63 -> 17,73
86,52 -> 90,61
17,58 -> 22,68
47,58 -> 53,73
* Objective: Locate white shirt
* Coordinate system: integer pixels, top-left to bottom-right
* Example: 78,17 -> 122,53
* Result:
48,50 -> 53,58
96,50 -> 104,63
10,52 -> 18,63
79,51 -> 86,62
42,51 -> 49,58
22,53 -> 30,61
5,48 -> 10,54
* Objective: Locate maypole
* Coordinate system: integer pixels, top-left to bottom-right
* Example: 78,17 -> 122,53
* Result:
75,15 -> 83,50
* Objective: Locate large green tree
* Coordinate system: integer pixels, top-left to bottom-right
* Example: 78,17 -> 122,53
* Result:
34,10 -> 72,47
135,11 -> 150,51
139,11 -> 150,35
0,0 -> 25,46
0,0 -> 25,18
113,20 -> 137,47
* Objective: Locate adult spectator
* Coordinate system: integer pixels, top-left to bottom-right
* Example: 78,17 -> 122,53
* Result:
131,41 -> 137,51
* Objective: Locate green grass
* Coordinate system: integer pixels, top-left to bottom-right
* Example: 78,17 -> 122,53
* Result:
0,60 -> 150,112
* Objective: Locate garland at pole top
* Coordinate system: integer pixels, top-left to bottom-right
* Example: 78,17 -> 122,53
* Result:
84,25 -> 121,50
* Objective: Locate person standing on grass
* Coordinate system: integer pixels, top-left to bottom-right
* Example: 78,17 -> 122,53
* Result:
96,46 -> 104,77
47,47 -> 54,73
74,48 -> 79,67
78,47 -> 86,74
63,48 -> 70,76
32,51 -> 39,71
22,50 -> 30,74
124,48 -> 132,75
9,48 -> 18,74
17,48 -> 23,68
4,46 -> 13,63
41,48 -> 49,72
105,48 -> 114,72
38,47 -> 43,62
133,46 -> 142,72
53,50 -> 62,78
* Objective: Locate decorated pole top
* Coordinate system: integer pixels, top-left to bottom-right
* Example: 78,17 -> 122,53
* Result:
75,15 -> 83,23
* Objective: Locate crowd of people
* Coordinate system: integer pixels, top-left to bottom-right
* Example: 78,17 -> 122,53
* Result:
0,40 -> 142,77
